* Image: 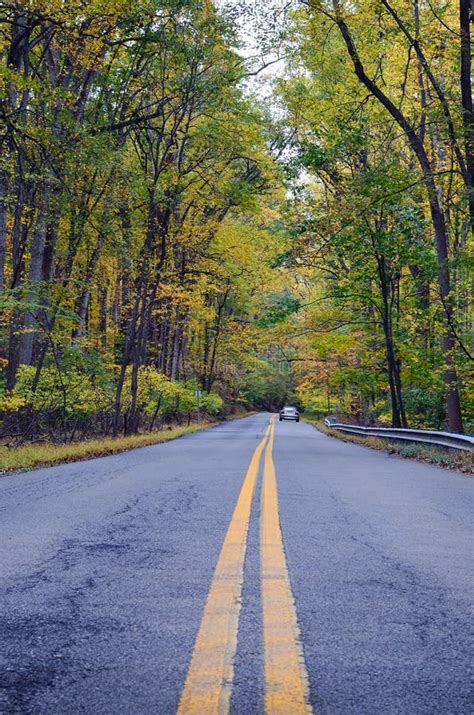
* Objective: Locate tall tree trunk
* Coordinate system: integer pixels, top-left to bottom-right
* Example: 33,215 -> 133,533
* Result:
113,191 -> 162,436
99,287 -> 107,349
424,178 -> 464,433
377,257 -> 407,428
459,0 -> 474,232
18,186 -> 51,365
204,286 -> 229,392
159,319 -> 169,372
170,322 -> 182,380
72,232 -> 106,342
126,288 -> 149,435
0,170 -> 8,292
112,289 -> 141,437
127,257 -> 163,435
5,177 -> 30,391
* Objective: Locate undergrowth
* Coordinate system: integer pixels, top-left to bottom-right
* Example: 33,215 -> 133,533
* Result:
0,410 -> 259,474
309,419 -> 473,475
0,422 -> 215,473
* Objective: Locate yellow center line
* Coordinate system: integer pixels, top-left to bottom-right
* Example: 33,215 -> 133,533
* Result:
261,418 -> 312,714
177,421 -> 271,715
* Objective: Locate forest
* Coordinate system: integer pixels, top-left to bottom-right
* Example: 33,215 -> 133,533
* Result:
0,0 -> 472,445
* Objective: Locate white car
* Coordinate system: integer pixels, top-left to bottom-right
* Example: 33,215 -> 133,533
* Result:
279,406 -> 300,422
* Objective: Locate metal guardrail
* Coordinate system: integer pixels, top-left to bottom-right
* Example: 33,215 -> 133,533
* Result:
324,418 -> 474,452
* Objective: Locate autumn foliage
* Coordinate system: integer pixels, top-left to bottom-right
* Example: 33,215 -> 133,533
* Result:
0,0 -> 472,443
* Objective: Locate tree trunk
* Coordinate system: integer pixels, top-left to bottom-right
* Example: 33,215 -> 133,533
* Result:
379,273 -> 407,428
113,191 -> 160,436
459,0 -> 474,232
18,196 -> 49,365
0,170 -> 8,292
332,5 -> 464,432
170,322 -> 182,380
424,177 -> 464,432
72,232 -> 106,342
112,293 -> 140,437
99,287 -> 107,349
5,177 -> 30,391
126,288 -> 149,435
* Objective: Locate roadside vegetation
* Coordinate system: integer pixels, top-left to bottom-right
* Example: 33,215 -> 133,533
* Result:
0,409 -> 257,473
0,1 -> 472,452
0,421 -> 215,474
310,419 -> 474,475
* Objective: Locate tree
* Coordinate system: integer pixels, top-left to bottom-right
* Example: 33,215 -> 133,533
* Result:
274,0 -> 472,431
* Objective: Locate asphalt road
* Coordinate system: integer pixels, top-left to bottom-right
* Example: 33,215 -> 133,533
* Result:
0,413 -> 472,714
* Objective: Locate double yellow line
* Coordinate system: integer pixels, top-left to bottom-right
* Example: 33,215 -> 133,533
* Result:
177,418 -> 311,714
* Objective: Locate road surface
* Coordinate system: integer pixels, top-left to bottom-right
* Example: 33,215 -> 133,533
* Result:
0,413 -> 472,714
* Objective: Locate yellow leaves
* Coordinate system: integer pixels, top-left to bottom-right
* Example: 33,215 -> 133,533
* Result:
0,393 -> 27,412
155,284 -> 198,311
20,0 -> 148,73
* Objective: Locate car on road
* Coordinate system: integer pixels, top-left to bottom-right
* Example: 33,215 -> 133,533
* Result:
279,406 -> 300,422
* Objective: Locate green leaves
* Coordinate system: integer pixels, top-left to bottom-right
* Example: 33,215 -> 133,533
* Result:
256,291 -> 301,327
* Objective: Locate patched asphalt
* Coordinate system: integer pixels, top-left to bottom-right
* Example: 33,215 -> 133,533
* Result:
0,414 -> 472,713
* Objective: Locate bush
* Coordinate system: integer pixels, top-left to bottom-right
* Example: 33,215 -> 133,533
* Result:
1,352 -> 114,431
0,356 -> 224,439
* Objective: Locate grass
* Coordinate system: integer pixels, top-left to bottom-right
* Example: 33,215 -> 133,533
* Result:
306,418 -> 474,475
0,421 -> 216,474
0,409 -> 259,474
